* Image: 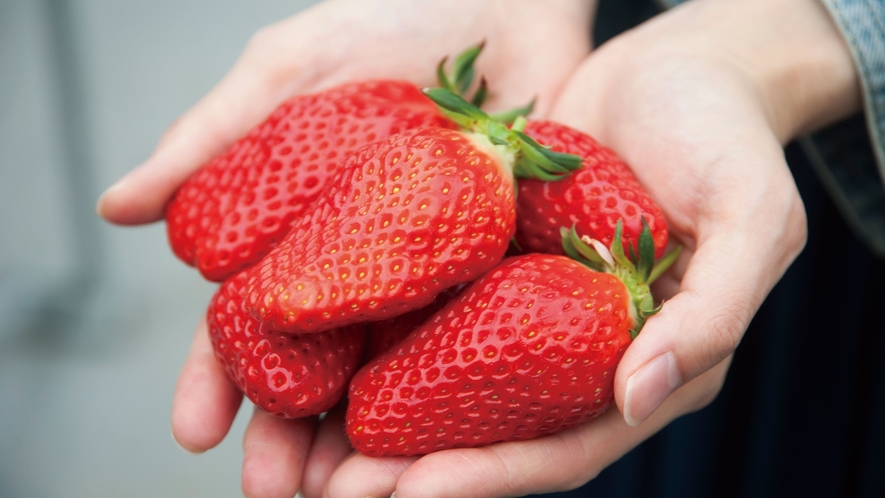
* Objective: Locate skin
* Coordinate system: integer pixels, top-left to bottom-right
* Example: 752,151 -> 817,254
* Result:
98,0 -> 861,496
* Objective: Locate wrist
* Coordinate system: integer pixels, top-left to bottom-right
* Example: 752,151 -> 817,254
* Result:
690,0 -> 861,142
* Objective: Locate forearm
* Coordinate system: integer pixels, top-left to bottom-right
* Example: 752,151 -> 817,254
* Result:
661,0 -> 862,143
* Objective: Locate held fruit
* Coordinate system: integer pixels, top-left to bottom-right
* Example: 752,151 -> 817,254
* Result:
166,80 -> 454,282
515,120 -> 668,259
243,90 -> 580,335
345,222 -> 678,456
363,284 -> 465,362
208,272 -> 365,418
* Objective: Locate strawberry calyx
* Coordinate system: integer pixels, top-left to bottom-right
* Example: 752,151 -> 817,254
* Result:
423,87 -> 582,181
437,42 -> 488,106
436,42 -> 535,125
561,219 -> 681,338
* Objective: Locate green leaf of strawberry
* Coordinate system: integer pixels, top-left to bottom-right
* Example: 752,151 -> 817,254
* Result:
562,218 -> 681,336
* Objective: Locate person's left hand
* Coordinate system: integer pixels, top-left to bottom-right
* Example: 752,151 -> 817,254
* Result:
118,2 -> 599,497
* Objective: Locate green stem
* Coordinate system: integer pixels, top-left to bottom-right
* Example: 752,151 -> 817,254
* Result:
423,88 -> 581,181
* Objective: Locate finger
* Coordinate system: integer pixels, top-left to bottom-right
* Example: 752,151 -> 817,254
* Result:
325,452 -> 418,498
300,404 -> 355,498
649,237 -> 693,301
242,408 -> 316,498
392,360 -> 731,498
171,318 -> 243,453
616,184 -> 806,426
96,23 -> 309,226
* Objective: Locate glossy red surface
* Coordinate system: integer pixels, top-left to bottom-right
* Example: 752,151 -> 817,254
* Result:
166,80 -> 453,282
347,254 -> 633,456
243,127 -> 516,334
516,120 -> 668,259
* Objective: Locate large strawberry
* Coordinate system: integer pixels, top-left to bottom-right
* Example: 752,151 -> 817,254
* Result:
345,222 -> 679,457
166,45 -> 489,282
242,90 -> 581,334
363,284 -> 465,362
208,271 -> 365,418
515,120 -> 668,259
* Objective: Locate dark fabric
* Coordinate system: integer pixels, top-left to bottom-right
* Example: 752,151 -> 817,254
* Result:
592,0 -> 661,46
805,117 -> 885,257
531,1 -> 885,496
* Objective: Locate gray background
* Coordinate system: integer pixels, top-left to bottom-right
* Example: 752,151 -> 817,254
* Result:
0,1 -> 319,496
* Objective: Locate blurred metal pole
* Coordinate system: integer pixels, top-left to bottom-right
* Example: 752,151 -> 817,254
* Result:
45,0 -> 105,283
0,0 -> 108,342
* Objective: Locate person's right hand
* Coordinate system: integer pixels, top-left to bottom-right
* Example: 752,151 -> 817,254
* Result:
95,2 -> 597,497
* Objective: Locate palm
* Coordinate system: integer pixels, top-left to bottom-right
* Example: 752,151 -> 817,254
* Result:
288,0 -> 591,113
550,43 -> 806,304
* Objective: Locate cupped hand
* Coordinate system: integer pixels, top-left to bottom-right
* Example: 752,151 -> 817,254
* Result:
313,0 -> 861,496
96,0 -> 593,225
114,1 -> 597,497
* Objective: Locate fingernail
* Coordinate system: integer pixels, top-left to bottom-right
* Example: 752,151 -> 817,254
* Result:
171,429 -> 200,455
390,493 -> 396,498
623,352 -> 681,427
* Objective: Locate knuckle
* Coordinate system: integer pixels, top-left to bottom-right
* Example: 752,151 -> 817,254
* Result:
688,376 -> 725,413
703,299 -> 752,366
764,178 -> 808,257
686,358 -> 732,413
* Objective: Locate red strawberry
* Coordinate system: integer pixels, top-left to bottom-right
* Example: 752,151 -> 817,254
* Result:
166,44 -> 491,283
345,222 -> 678,456
515,120 -> 668,259
208,271 -> 365,418
242,90 -> 581,335
166,80 -> 454,282
363,284 -> 465,362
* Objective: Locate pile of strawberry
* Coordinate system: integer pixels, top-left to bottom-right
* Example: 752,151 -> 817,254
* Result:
165,45 -> 676,457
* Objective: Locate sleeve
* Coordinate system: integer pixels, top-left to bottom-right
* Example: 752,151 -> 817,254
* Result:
809,0 -> 885,257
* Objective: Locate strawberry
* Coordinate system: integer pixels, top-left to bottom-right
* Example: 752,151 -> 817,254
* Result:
363,284 -> 465,362
207,271 -> 365,418
515,120 -> 668,259
345,222 -> 679,456
242,90 -> 581,334
165,44 -> 490,282
166,81 -> 454,282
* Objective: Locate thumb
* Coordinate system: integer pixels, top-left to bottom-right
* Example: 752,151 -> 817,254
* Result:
616,207 -> 805,426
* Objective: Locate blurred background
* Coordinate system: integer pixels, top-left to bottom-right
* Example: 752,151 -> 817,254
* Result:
0,1 -> 316,496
